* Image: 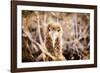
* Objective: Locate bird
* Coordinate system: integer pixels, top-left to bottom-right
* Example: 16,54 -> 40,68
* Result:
45,22 -> 65,61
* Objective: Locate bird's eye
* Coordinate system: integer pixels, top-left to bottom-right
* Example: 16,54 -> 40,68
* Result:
29,27 -> 36,32
48,28 -> 50,31
57,29 -> 60,32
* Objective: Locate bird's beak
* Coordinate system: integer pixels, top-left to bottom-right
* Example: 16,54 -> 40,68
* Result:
51,31 -> 57,48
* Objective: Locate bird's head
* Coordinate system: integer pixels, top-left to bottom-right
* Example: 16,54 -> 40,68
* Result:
47,23 -> 62,48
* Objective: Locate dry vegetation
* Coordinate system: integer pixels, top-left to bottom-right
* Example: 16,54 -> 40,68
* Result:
22,10 -> 90,62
